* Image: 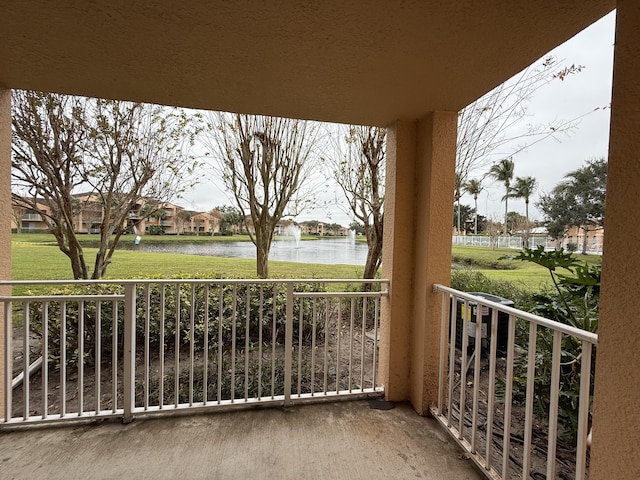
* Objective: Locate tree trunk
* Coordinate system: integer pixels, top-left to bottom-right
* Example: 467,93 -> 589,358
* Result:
474,196 -> 478,234
581,227 -> 589,255
255,224 -> 274,278
363,221 -> 383,281
504,194 -> 509,236
60,229 -> 89,279
363,241 -> 382,280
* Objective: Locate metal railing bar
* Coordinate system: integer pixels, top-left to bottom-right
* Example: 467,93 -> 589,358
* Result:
297,302 -> 303,397
311,299 -> 317,396
522,322 -> 538,478
293,291 -> 389,299
43,302 -> 49,419
4,301 -> 12,422
217,285 -> 224,404
372,297 -> 379,389
284,283 -> 293,406
349,298 -> 355,393
336,300 -> 341,395
576,341 -> 593,480
123,284 -> 136,423
78,301 -> 84,416
23,302 -> 30,421
159,284 -> 166,409
546,329 -> 563,480
94,302 -> 101,415
230,284 -> 237,403
257,286 -> 263,401
0,278 -> 390,287
0,295 -> 124,302
145,284 -> 151,410
502,314 -> 516,480
244,285 -> 250,402
189,284 -> 196,406
112,300 -> 118,414
360,297 -> 366,390
323,298 -> 329,394
174,283 -> 180,408
270,288 -> 276,400
447,293 -> 457,427
471,301 -> 482,454
61,302 -> 67,418
458,298 -> 469,440
485,308 -> 498,471
203,283 -> 210,406
437,292 -> 447,416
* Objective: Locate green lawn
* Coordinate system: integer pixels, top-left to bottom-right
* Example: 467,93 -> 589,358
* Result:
452,245 -> 601,290
11,234 -> 602,291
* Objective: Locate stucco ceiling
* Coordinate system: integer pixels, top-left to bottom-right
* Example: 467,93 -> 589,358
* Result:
0,1 -> 614,126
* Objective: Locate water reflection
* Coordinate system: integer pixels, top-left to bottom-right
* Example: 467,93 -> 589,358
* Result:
119,237 -> 368,265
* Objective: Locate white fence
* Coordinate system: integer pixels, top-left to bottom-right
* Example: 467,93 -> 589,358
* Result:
2,279 -> 387,426
432,285 -> 596,480
452,235 -> 550,250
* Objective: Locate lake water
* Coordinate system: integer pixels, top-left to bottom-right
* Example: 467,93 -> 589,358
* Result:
120,238 -> 368,265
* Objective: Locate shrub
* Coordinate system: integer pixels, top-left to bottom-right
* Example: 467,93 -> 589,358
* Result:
509,246 -> 599,441
26,279 -> 328,368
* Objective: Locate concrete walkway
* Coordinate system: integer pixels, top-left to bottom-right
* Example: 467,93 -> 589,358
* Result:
0,400 -> 482,480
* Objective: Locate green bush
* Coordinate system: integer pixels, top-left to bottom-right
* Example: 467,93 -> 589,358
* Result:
136,281 -> 327,351
450,269 -> 534,310
25,279 -> 328,368
148,225 -> 166,235
509,247 -> 599,441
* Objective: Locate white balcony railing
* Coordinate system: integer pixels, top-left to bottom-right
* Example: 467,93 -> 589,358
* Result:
432,285 -> 597,480
1,279 -> 387,427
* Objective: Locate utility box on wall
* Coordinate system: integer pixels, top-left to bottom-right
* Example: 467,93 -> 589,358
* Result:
454,292 -> 513,357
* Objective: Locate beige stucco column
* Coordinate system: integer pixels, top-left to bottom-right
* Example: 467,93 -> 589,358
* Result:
591,2 -> 640,479
0,89 -> 11,417
380,112 -> 457,414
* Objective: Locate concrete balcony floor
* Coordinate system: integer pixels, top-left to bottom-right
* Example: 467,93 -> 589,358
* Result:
0,400 -> 482,480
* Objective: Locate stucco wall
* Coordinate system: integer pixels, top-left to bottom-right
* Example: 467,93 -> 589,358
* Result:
591,2 -> 640,478
380,112 -> 457,413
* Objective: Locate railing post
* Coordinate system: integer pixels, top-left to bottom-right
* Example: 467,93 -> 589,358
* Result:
284,282 -> 293,406
123,283 -> 136,423
3,301 -> 11,422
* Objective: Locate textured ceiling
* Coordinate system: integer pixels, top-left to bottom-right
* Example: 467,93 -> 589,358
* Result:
0,1 -> 614,125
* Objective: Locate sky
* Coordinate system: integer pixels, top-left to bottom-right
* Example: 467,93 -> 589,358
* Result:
178,11 -> 616,227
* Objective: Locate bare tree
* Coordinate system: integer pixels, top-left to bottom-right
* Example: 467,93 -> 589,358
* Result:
328,125 -> 385,279
486,219 -> 502,250
456,56 -> 584,192
12,90 -> 200,279
203,113 -> 319,278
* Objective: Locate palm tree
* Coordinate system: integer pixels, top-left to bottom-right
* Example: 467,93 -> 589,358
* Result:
488,158 -> 515,235
510,176 -> 537,226
454,172 -> 463,234
464,179 -> 483,234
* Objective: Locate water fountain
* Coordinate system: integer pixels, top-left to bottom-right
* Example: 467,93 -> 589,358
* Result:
348,229 -> 356,245
284,224 -> 302,248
